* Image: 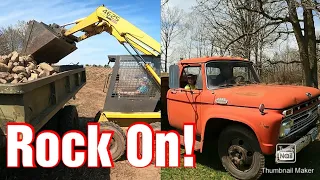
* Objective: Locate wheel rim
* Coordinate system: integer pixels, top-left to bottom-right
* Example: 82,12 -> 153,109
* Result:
227,138 -> 254,172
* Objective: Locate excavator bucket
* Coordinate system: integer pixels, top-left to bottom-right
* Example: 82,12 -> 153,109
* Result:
21,20 -> 77,64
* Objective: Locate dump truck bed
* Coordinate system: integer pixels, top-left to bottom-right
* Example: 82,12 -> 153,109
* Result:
0,65 -> 86,138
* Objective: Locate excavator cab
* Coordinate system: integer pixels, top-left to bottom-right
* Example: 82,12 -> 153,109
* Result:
104,55 -> 161,113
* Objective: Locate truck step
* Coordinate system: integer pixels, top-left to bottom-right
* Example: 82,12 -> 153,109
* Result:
179,135 -> 201,151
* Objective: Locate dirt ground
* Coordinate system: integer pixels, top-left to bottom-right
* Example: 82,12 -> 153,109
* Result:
0,66 -> 160,180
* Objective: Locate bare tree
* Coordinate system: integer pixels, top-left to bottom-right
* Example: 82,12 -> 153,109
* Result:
161,5 -> 184,72
234,0 -> 320,88
0,21 -> 28,55
161,0 -> 169,6
194,0 -> 278,62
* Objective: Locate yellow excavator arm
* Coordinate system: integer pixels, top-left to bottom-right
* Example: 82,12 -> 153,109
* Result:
62,5 -> 161,85
23,5 -> 161,86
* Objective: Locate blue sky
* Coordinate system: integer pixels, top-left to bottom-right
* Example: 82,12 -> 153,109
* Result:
0,0 -> 160,65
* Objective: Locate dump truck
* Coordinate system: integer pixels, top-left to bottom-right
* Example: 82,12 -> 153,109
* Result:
162,56 -> 320,180
0,64 -> 86,148
15,4 -> 161,161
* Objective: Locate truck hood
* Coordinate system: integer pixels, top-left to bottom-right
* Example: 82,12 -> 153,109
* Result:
214,84 -> 320,109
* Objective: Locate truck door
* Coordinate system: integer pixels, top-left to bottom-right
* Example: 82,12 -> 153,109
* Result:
167,65 -> 202,132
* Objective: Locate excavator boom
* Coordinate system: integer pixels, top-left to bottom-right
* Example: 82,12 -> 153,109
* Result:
64,6 -> 160,57
22,5 -> 161,86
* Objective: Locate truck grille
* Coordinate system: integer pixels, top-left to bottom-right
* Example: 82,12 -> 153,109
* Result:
289,105 -> 318,136
293,98 -> 318,112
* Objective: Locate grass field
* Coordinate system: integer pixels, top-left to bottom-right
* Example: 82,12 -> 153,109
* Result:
161,138 -> 320,180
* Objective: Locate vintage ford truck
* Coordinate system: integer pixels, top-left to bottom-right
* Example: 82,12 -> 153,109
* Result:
162,56 -> 320,180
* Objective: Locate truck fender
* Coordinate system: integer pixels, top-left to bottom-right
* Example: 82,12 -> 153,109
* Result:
200,114 -> 262,153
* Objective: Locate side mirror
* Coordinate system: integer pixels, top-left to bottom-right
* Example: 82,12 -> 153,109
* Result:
169,65 -> 180,89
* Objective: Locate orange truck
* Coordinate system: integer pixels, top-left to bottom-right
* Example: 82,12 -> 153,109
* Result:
161,56 -> 320,180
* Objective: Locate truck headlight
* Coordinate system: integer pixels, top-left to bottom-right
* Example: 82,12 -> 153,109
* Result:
279,119 -> 294,138
282,108 -> 293,117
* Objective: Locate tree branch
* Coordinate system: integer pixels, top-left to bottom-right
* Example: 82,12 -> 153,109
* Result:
266,59 -> 301,64
237,0 -> 291,23
224,21 -> 281,51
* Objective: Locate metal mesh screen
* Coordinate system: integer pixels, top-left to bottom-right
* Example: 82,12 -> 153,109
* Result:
111,58 -> 159,98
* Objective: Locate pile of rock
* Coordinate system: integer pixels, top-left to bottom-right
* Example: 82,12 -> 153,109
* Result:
0,51 -> 57,84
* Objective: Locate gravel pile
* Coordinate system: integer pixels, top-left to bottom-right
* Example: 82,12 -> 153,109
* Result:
0,51 -> 57,84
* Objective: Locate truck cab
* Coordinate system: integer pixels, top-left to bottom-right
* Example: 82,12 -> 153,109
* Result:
165,56 -> 320,180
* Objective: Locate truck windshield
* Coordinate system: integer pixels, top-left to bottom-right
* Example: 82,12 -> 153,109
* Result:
206,61 -> 260,89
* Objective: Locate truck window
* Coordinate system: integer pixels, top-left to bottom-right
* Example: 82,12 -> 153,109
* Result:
180,66 -> 201,89
206,61 -> 258,89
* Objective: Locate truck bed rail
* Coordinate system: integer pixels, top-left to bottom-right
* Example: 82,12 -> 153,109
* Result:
0,65 -> 86,137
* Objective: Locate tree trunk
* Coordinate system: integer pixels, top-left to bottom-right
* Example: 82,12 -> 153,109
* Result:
164,40 -> 168,72
304,7 -> 318,88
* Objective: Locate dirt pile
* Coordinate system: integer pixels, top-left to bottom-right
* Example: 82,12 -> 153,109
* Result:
0,51 -> 57,84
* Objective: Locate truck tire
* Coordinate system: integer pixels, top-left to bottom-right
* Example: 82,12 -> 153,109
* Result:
58,105 -> 79,135
218,125 -> 265,180
150,122 -> 161,131
100,121 -> 126,161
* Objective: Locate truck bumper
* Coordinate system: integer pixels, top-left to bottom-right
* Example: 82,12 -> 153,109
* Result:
275,126 -> 319,163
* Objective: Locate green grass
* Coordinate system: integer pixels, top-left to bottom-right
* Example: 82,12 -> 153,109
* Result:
161,140 -> 320,180
161,148 -> 233,180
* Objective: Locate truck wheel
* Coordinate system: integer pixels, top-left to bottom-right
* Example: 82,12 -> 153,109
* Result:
150,122 -> 161,131
218,125 -> 265,180
59,105 -> 79,135
100,121 -> 126,161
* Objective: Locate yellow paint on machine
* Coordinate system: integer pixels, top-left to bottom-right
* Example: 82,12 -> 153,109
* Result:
98,111 -> 161,128
102,112 -> 161,119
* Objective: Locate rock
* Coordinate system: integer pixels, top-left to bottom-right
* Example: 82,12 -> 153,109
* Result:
18,57 -> 25,66
13,74 -> 19,79
22,77 -> 28,83
37,66 -> 43,72
25,55 -> 34,62
10,51 -> 19,62
12,66 -> 26,74
39,71 -> 48,78
0,78 -> 7,84
7,62 -> 13,71
0,63 -> 9,72
27,62 -> 36,70
17,73 -> 24,80
7,52 -> 13,59
28,73 -> 39,81
0,51 -> 58,83
39,63 -> 54,72
5,75 -> 14,82
30,60 -> 37,66
32,69 -> 41,74
0,55 -> 9,64
25,67 -> 31,76
19,72 -> 29,78
0,72 -> 9,79
45,70 -> 50,76
31,73 -> 38,79
11,79 -> 18,84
